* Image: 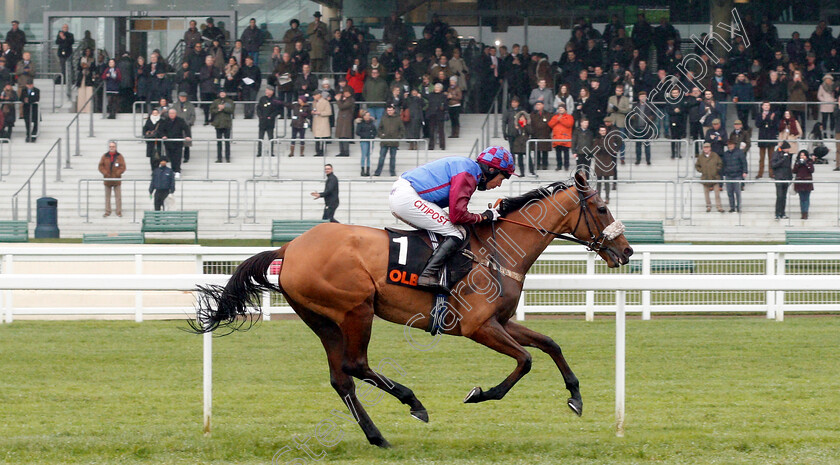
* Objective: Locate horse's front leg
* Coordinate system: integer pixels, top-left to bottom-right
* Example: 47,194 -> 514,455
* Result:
503,320 -> 582,416
462,317 -> 532,403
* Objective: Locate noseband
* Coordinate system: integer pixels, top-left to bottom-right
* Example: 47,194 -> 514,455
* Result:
497,188 -> 624,254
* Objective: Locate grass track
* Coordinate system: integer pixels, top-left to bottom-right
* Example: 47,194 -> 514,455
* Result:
1,318 -> 839,464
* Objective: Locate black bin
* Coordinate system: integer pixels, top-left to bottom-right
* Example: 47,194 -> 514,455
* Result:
35,197 -> 60,239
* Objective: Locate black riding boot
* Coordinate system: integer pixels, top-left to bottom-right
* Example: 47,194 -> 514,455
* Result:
416,236 -> 463,294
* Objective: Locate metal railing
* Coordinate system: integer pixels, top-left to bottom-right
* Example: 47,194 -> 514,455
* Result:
165,40 -> 186,70
469,82 -> 504,158
258,137 -> 429,178
77,177 -> 239,224
0,139 -> 10,181
11,138 -> 62,221
133,100 -> 260,138
0,102 -> 40,140
34,73 -> 65,111
65,82 -> 105,165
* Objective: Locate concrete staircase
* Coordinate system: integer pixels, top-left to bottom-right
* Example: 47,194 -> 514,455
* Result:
3,78 -> 839,242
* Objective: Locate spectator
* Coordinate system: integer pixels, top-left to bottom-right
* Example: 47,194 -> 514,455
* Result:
446,76 -> 462,138
172,92 -> 196,162
603,117 -> 623,187
98,141 -> 126,217
572,117 -> 594,170
817,74 -> 835,134
79,30 -> 95,51
282,19 -> 304,54
294,63 -> 318,99
772,141 -> 793,219
334,87 -> 355,157
503,96 -> 523,151
695,142 -> 724,213
554,84 -> 575,116
529,78 -> 554,113
530,100 -> 552,170
756,102 -> 780,178
426,83 -> 447,150
255,87 -> 282,157
306,12 -> 328,72
149,157 -> 176,212
779,110 -> 802,153
311,91 -> 332,156
21,81 -> 37,143
239,55 -> 260,119
729,120 -> 751,155
198,55 -> 220,125
699,90 -> 722,133
285,95 -> 310,156
78,51 -> 96,113
117,53 -> 135,113
187,42 -> 206,76
607,84 -> 630,162
291,40 -> 310,71
511,111 -> 533,177
404,87 -> 425,150
210,90 -> 234,163
269,52 -> 295,117
731,73 -> 754,127
222,57 -> 240,97
0,83 -> 17,139
6,21 -> 25,55
787,70 -> 808,130
208,39 -> 226,72
363,67 -> 389,124
834,96 -> 840,171
548,104 -> 574,171
380,43 -> 399,75
143,109 -> 162,171
14,51 -> 35,103
329,30 -> 349,80
240,18 -> 264,65
230,40 -> 244,70
184,20 -> 202,51
375,104 -> 405,176
56,24 -> 74,83
721,139 -> 748,213
101,58 -> 121,119
157,108 -> 191,178
175,60 -> 196,102
0,58 -> 9,87
704,118 -> 726,156
793,150 -> 815,219
356,110 -> 377,176
629,91 -> 654,165
383,13 -> 410,54
310,164 -> 339,222
592,125 -> 616,204
1,43 -> 18,72
666,87 -> 687,159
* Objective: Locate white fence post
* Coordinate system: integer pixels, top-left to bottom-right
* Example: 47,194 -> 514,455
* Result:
585,253 -> 595,321
775,252 -> 785,322
615,290 -> 626,438
641,252 -> 651,320
203,330 -> 212,435
765,252 -> 775,319
134,254 -> 143,323
4,254 -> 13,324
516,290 -> 525,321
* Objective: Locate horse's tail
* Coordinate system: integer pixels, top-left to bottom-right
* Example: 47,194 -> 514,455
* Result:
188,247 -> 286,335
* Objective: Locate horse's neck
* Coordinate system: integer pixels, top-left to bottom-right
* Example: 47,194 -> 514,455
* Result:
476,187 -> 580,274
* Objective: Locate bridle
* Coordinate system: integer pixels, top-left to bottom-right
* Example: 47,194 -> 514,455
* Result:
496,188 -> 618,254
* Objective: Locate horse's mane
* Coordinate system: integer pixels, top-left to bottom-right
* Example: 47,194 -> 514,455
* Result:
498,181 -> 572,216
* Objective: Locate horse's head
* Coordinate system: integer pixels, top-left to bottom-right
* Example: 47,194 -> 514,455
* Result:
565,171 -> 633,267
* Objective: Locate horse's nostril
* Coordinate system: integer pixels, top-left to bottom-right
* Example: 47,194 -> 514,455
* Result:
624,247 -> 634,257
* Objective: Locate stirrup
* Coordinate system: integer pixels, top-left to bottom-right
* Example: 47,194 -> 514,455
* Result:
417,273 -> 450,294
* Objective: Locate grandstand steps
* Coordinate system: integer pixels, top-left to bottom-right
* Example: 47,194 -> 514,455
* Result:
2,79 -> 839,241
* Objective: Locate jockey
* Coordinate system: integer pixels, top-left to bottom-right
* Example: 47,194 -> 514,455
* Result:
389,146 -> 516,292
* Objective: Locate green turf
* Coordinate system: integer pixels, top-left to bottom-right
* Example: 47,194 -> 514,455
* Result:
1,318 -> 838,464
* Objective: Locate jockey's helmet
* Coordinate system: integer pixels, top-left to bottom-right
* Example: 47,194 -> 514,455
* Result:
476,146 -> 516,183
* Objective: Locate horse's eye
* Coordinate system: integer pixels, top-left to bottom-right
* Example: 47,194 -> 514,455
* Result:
598,206 -> 607,214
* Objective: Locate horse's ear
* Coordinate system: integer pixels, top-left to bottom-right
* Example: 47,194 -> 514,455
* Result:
573,170 -> 588,191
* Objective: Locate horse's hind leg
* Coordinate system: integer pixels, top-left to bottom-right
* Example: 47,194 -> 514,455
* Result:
462,317 -> 533,404
339,303 -> 429,422
292,304 -> 390,448
503,320 -> 582,416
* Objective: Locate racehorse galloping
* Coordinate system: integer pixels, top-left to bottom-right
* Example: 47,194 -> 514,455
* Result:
192,171 -> 632,448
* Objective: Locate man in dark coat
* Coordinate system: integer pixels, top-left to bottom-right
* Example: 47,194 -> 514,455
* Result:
530,101 -> 552,170
721,138 -> 748,212
256,87 -> 282,157
149,158 -> 176,211
772,141 -> 793,219
55,24 -> 74,83
239,55 -> 261,119
310,164 -> 339,222
755,101 -> 779,178
5,21 -> 26,55
156,108 -> 192,177
240,18 -> 265,65
198,55 -> 220,124
21,81 -> 38,142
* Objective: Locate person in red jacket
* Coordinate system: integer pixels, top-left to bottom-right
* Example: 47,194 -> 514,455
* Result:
548,104 -> 575,170
345,59 -> 366,100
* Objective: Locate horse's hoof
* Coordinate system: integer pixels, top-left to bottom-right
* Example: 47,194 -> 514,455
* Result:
369,436 -> 391,448
463,387 -> 483,403
410,409 -> 429,423
567,397 -> 583,417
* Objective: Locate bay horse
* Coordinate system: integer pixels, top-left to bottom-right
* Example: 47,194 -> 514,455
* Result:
191,171 -> 632,448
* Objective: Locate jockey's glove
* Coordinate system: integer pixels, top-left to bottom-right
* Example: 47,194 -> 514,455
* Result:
481,208 -> 501,223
